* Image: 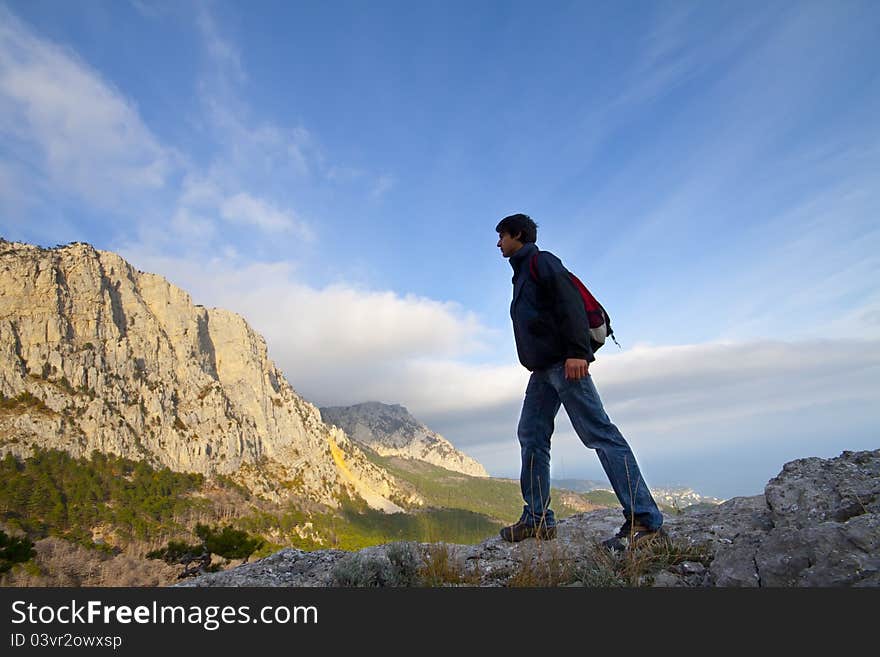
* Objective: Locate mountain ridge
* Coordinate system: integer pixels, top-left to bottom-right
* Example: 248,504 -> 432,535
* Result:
320,401 -> 489,478
552,478 -> 724,509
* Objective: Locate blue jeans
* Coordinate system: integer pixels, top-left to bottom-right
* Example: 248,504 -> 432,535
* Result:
516,362 -> 663,530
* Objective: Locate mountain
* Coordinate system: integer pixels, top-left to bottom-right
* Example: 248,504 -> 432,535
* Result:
180,449 -> 880,587
552,478 -> 724,509
0,239 -> 418,512
551,478 -> 608,493
651,487 -> 724,509
320,402 -> 489,478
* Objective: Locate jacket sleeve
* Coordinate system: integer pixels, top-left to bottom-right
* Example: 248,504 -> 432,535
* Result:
536,254 -> 595,363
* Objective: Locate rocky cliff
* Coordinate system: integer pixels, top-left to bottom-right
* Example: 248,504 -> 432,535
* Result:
0,239 -> 417,512
320,401 -> 489,478
179,449 -> 880,587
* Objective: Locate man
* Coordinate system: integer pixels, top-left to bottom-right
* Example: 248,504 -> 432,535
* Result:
496,213 -> 663,550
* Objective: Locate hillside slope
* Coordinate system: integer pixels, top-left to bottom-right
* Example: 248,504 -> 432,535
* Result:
0,239 -> 415,511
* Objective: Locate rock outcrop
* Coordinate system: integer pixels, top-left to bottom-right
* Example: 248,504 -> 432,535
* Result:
179,449 -> 880,587
320,401 -> 488,478
0,240 -> 416,511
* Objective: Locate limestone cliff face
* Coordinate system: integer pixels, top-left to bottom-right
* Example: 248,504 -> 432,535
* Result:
0,239 -> 417,512
320,402 -> 489,478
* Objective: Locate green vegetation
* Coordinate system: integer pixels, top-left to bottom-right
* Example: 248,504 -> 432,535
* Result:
197,523 -> 262,561
147,523 -> 263,578
0,529 -> 35,573
320,495 -> 500,550
211,474 -> 251,499
366,453 -> 522,520
329,541 -> 479,587
362,451 -> 615,525
0,448 -> 205,544
0,448 -> 514,566
0,446 -> 625,585
240,493 -> 503,552
581,490 -> 621,508
331,547 -> 418,588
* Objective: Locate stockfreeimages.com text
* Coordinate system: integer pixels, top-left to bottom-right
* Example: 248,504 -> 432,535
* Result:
11,600 -> 317,631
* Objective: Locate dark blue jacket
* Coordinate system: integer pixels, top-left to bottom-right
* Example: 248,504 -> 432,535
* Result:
509,242 -> 594,371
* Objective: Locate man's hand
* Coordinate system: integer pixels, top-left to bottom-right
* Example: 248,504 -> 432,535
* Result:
564,358 -> 589,381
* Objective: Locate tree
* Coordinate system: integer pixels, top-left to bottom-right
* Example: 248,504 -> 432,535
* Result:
147,524 -> 263,579
0,530 -> 35,573
146,540 -> 211,579
196,523 -> 263,562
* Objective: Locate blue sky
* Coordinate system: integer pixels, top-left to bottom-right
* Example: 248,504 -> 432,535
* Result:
1,0 -> 878,498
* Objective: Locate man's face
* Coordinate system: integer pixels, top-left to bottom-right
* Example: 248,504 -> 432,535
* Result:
497,231 -> 524,258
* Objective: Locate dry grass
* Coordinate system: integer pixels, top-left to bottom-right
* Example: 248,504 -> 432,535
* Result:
507,538 -> 578,587
0,536 -> 180,587
418,543 -> 481,587
578,533 -> 712,587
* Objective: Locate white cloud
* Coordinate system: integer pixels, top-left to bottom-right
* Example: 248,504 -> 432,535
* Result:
170,174 -> 314,240
0,10 -> 173,206
592,340 -> 880,430
0,3 -> 360,263
220,192 -> 312,238
450,338 -> 879,497
203,97 -> 315,181
170,206 -> 216,241
114,250 -> 498,398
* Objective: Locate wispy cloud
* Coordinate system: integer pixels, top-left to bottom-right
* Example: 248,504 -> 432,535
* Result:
0,8 -> 174,208
194,0 -> 244,88
220,192 -> 313,238
170,206 -> 216,241
192,3 -> 395,204
129,0 -> 168,19
201,96 -> 316,183
560,2 -> 880,348
0,5 -> 323,248
370,174 -> 396,200
595,340 -> 880,426
172,174 -> 314,241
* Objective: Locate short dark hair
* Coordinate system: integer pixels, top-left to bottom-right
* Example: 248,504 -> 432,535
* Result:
495,213 -> 538,243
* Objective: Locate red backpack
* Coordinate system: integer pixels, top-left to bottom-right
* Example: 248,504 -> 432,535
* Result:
529,253 -> 619,352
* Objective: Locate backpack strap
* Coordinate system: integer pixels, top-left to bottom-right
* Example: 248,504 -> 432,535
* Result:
528,252 -> 541,281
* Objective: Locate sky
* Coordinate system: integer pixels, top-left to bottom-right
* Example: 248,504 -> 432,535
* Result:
1,0 -> 878,499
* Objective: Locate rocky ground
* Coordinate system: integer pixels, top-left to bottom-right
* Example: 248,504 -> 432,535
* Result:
178,449 -> 880,587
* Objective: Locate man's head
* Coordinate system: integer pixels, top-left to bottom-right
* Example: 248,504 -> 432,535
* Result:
496,213 -> 537,258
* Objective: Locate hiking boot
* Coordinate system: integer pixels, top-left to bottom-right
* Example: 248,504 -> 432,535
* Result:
500,519 -> 557,542
601,522 -> 665,552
